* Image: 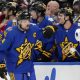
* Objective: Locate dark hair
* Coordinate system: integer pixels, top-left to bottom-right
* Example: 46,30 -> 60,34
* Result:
30,1 -> 46,17
59,8 -> 73,23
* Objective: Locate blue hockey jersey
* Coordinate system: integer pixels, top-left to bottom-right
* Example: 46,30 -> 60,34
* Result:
55,24 -> 80,62
34,29 -> 56,62
31,17 -> 53,28
0,25 -> 40,73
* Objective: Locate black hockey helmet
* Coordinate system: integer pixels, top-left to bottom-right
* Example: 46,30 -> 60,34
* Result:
18,11 -> 30,20
42,25 -> 56,39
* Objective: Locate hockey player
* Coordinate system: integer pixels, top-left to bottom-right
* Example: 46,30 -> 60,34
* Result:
55,8 -> 80,62
0,11 -> 55,79
0,3 -> 18,54
34,25 -> 56,62
0,11 -> 37,80
30,2 -> 53,28
30,2 -> 56,62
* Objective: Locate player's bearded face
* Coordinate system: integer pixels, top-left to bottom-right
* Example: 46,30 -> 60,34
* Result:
20,19 -> 30,30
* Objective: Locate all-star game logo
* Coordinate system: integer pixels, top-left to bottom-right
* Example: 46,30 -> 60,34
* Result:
16,39 -> 34,66
60,37 -> 78,61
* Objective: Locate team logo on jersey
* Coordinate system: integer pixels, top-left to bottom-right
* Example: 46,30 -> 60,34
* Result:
35,40 -> 51,58
0,32 -> 4,44
60,37 -> 78,61
0,33 -> 3,41
16,39 -> 34,66
33,32 -> 37,38
4,31 -> 7,37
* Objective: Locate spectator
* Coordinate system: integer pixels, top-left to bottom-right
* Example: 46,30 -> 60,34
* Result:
45,1 -> 59,25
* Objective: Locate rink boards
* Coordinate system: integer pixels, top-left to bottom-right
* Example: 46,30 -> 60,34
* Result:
1,62 -> 80,80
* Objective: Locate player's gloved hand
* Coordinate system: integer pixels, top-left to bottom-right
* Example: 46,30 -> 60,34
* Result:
0,63 -> 7,79
42,25 -> 57,39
